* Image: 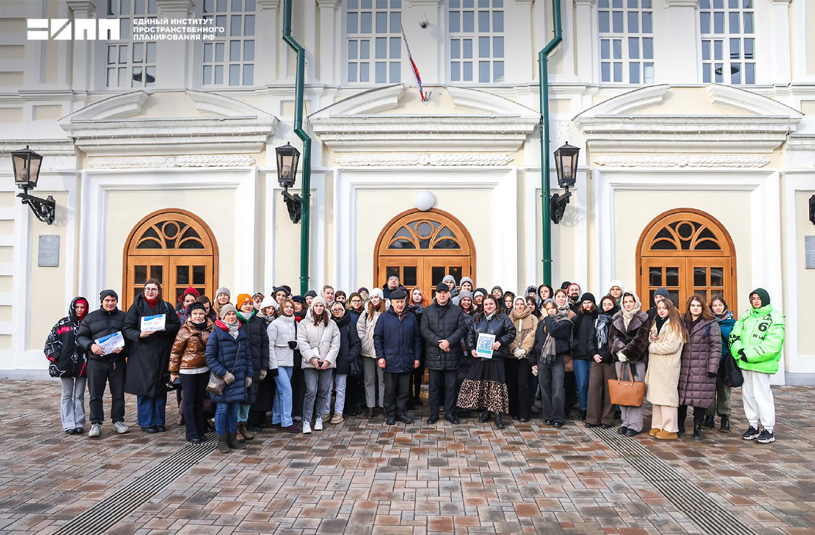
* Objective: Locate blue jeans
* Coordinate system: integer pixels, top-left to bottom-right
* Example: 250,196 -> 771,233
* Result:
136,395 -> 166,427
273,366 -> 294,427
539,357 -> 565,422
303,368 -> 334,423
215,401 -> 239,435
573,359 -> 591,411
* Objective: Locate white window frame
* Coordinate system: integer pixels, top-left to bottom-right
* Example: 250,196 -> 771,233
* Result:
345,0 -> 402,85
448,0 -> 505,84
105,0 -> 157,89
699,0 -> 756,85
202,0 -> 256,87
598,0 -> 654,84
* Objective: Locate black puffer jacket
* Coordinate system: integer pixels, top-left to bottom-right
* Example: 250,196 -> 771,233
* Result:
44,297 -> 89,378
572,310 -> 598,360
333,310 -> 362,375
530,315 -> 573,365
238,310 -> 269,405
466,312 -> 516,362
420,299 -> 467,371
76,306 -> 128,363
123,295 -> 181,398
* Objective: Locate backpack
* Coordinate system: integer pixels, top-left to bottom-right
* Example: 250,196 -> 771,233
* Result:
718,353 -> 744,388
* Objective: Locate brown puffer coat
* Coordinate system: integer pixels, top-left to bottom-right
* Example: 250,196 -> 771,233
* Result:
678,318 -> 721,408
169,318 -> 214,373
609,311 -> 650,364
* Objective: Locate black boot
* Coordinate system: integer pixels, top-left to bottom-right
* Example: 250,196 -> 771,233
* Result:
580,409 -> 587,422
478,410 -> 491,423
720,415 -> 730,433
693,420 -> 703,441
217,434 -> 230,453
703,414 -> 715,429
494,413 -> 505,430
227,432 -> 246,450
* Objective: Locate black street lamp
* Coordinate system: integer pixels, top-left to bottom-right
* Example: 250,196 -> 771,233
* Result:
11,145 -> 55,225
550,141 -> 580,224
275,142 -> 302,224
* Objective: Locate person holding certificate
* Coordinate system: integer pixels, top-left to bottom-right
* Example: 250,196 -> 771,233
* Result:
124,279 -> 181,433
456,295 -> 516,430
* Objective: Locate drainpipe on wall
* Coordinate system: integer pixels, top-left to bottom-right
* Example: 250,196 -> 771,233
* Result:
539,0 -> 562,286
282,0 -> 312,295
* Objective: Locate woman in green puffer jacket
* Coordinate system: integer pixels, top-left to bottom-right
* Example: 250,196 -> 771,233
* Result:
729,288 -> 785,444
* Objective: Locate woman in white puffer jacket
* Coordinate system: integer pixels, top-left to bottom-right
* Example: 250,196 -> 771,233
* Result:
267,297 -> 299,433
296,297 -> 340,434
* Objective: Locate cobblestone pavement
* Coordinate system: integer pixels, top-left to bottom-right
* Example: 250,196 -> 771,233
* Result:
0,380 -> 813,535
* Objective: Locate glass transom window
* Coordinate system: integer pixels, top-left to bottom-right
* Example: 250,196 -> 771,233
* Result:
449,0 -> 504,83
203,0 -> 256,86
700,0 -> 755,84
599,0 -> 654,84
106,0 -> 157,88
347,0 -> 402,84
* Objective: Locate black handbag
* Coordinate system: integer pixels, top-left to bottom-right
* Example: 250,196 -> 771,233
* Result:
718,353 -> 744,388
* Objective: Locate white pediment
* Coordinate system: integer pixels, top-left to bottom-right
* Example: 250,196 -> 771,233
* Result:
309,85 -> 539,152
60,90 -> 278,156
575,84 -> 803,153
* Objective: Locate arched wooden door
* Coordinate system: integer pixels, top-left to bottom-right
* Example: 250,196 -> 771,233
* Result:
375,209 -> 475,298
637,208 -> 737,312
123,209 -> 219,308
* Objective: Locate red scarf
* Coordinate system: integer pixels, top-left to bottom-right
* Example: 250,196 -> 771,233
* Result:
145,296 -> 159,309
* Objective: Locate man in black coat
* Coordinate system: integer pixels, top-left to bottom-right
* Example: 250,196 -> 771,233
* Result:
373,289 -> 421,425
420,282 -> 467,424
76,289 -> 129,438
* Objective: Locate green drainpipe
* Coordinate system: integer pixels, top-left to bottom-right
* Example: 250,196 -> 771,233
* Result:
283,0 -> 312,295
539,0 -> 562,286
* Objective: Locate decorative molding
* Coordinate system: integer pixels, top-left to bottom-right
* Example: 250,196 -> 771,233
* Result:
576,115 -> 797,153
335,153 -> 513,167
61,91 -> 149,121
447,86 -> 539,115
89,154 -> 256,169
784,135 -> 815,168
312,115 -> 538,152
256,0 -> 280,9
186,90 -> 274,118
311,85 -> 406,117
576,85 -> 669,117
595,154 -> 771,168
706,85 -> 804,118
65,0 -> 96,16
316,0 -> 342,7
0,139 -> 74,157
663,0 -> 698,7
154,0 -> 194,15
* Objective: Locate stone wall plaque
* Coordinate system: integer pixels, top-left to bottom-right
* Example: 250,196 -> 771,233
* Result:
806,236 -> 815,269
38,235 -> 59,267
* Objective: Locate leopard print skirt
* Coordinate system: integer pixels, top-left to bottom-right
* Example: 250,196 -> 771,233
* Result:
456,359 -> 509,414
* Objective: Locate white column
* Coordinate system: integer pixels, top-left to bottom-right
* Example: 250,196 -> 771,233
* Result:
66,0 -> 97,93
154,0 -> 194,89
256,0 -> 280,85
770,0 -> 792,83
574,0 -> 596,84
660,0 -> 700,84
316,0 -> 341,85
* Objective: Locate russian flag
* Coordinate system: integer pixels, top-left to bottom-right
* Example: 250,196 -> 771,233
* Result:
400,22 -> 428,102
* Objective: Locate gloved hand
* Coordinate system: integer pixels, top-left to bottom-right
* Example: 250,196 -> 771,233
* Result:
223,371 -> 235,385
740,355 -> 749,362
259,369 -> 267,381
245,377 -> 252,388
269,368 -> 279,377
618,352 -> 628,362
513,348 -> 525,359
288,341 -> 297,349
707,371 -> 717,378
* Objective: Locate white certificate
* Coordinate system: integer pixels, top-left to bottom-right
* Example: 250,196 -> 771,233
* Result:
95,331 -> 124,355
476,333 -> 496,359
140,314 -> 166,333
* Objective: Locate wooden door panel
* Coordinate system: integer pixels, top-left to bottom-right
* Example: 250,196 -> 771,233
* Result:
170,257 -> 214,304
640,257 -> 682,310
423,257 -> 471,299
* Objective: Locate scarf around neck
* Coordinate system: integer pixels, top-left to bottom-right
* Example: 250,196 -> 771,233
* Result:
224,320 -> 240,338
622,302 -> 641,330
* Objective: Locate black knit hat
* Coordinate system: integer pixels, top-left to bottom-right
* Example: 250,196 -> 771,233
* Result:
188,302 -> 206,313
100,289 -> 118,302
580,292 -> 596,305
304,290 -> 318,298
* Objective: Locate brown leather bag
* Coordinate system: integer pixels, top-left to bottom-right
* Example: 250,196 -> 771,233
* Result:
607,362 -> 645,407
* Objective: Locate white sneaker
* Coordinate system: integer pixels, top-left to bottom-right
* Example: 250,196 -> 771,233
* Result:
314,418 -> 323,431
88,423 -> 101,438
112,421 -> 129,434
303,421 -> 312,434
330,413 -> 344,424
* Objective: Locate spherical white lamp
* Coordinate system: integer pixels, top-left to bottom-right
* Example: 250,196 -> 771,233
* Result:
413,190 -> 436,211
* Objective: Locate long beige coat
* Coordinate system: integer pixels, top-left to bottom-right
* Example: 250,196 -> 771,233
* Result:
645,322 -> 684,407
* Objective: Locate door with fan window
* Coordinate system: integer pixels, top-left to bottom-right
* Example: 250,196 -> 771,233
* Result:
375,209 -> 475,299
637,208 -> 736,312
123,209 -> 219,309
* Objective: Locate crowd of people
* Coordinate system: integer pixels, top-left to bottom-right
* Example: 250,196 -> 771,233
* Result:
44,274 -> 786,453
